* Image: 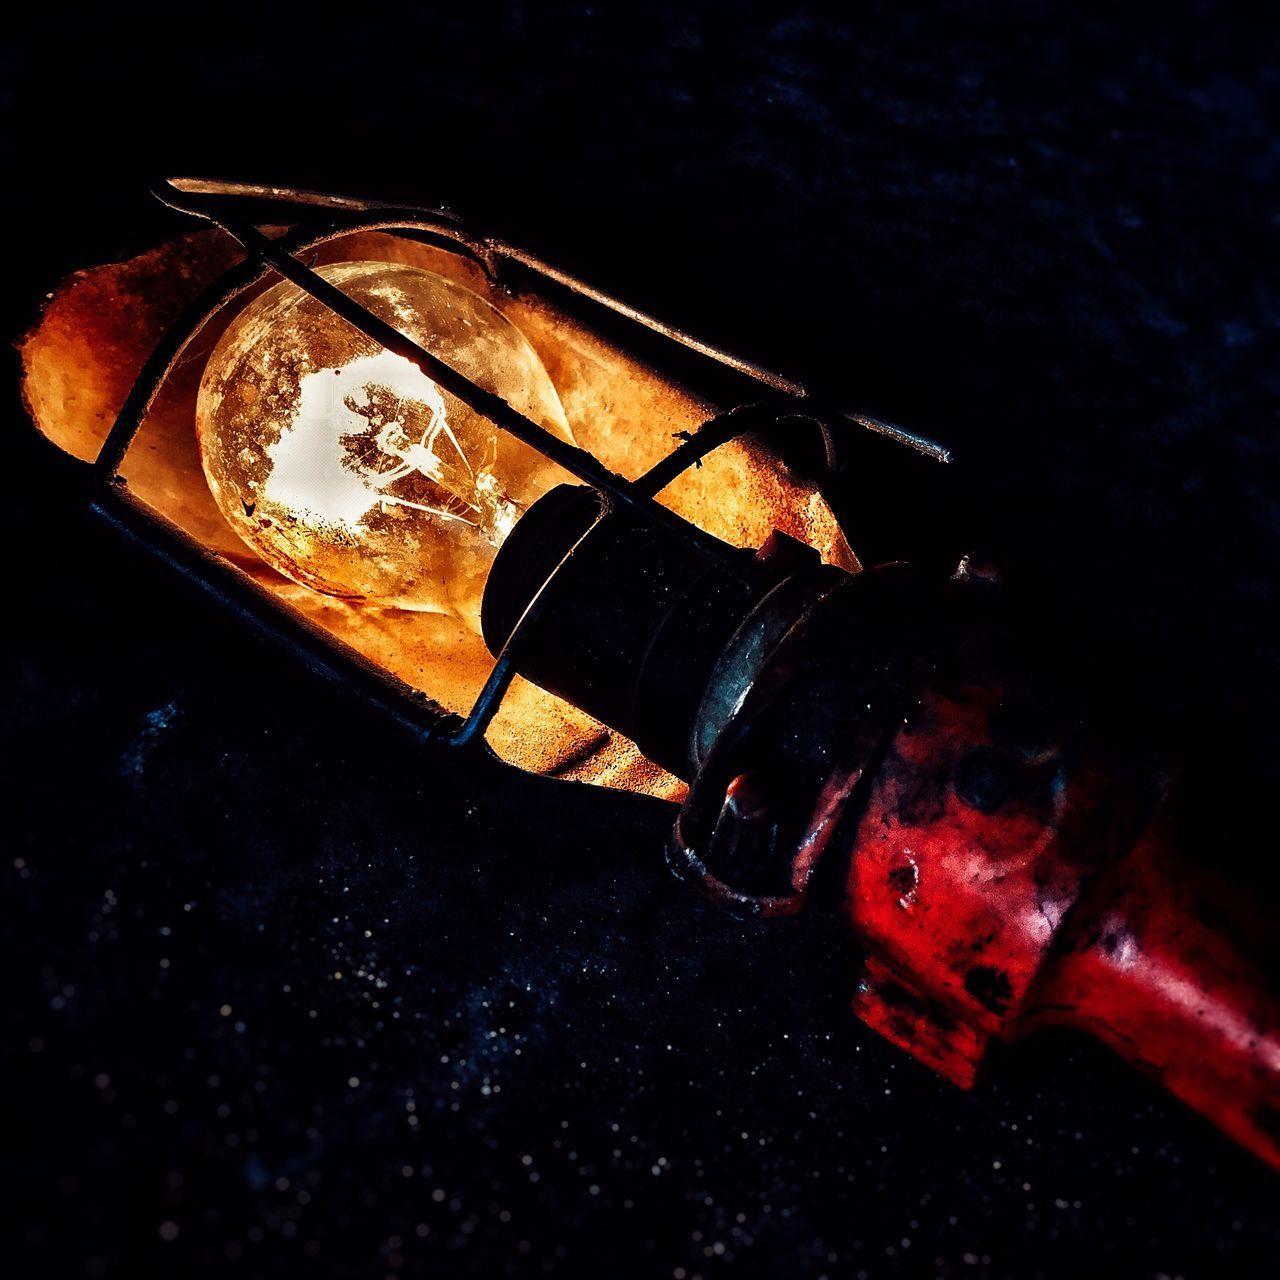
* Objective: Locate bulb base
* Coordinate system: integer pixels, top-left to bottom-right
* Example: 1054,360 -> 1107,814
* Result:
482,485 -> 790,779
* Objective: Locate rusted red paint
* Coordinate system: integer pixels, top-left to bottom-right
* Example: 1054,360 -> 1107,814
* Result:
853,954 -> 988,1087
849,685 -> 1090,1036
841,679 -> 1280,1168
674,565 -> 1279,1168
1020,819 -> 1280,1168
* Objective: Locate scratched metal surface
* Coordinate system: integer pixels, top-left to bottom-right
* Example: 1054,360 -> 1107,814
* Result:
4,3 -> 1279,1276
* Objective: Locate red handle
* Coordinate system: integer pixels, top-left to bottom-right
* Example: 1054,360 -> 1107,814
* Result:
1023,821 -> 1280,1168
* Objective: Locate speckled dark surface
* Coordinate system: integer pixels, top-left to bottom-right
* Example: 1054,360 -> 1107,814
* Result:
5,4 -> 1280,1277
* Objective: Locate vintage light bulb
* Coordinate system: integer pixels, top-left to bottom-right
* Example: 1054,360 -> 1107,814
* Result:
195,260 -> 573,630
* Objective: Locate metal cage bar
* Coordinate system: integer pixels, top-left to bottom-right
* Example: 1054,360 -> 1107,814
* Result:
96,179 -> 949,753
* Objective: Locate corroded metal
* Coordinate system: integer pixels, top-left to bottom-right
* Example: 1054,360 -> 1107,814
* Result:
93,179 -> 945,750
675,563 -> 1280,1169
69,179 -> 1278,1175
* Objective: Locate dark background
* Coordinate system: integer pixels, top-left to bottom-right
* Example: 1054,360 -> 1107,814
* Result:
4,3 -> 1280,1276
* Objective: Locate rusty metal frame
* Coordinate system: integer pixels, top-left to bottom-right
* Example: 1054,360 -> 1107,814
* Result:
91,178 -> 949,755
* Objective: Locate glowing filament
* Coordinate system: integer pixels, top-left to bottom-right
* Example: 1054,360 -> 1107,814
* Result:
195,261 -> 573,630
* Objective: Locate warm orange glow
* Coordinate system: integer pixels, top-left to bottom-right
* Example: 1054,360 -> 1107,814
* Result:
20,229 -> 857,799
196,262 -> 573,632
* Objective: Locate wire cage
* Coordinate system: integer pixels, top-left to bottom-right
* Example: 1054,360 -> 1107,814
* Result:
81,178 -> 950,764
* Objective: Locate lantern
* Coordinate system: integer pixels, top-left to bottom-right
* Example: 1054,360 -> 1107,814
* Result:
21,179 -> 1280,1170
